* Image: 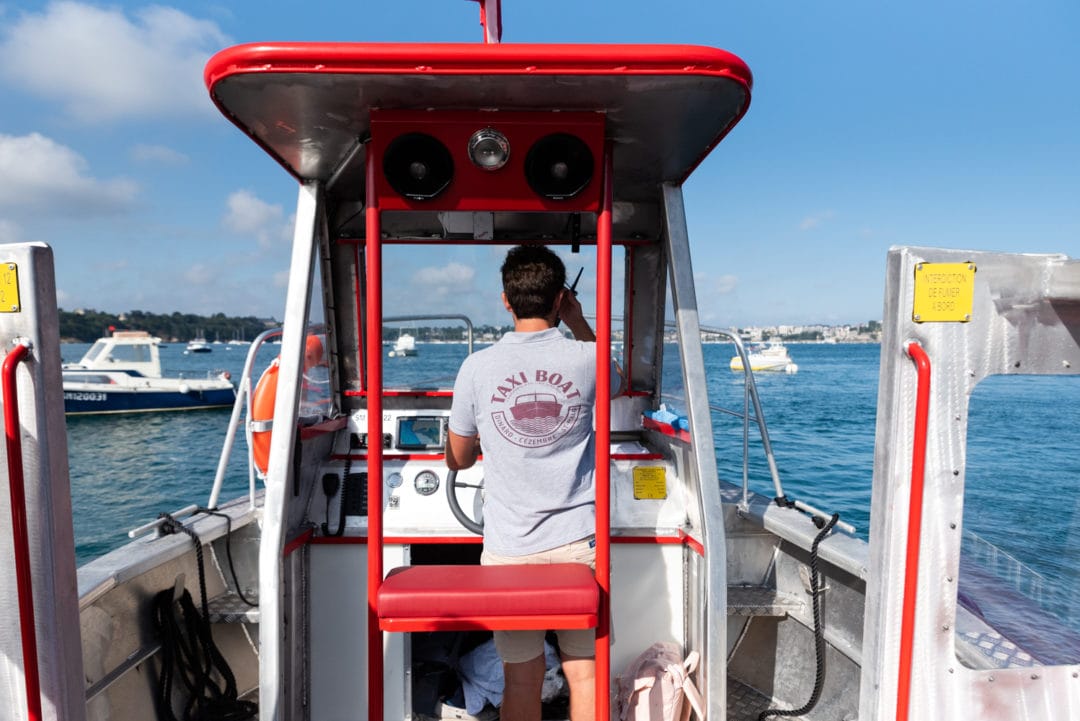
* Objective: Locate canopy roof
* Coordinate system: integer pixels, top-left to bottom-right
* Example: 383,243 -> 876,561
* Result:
205,42 -> 752,209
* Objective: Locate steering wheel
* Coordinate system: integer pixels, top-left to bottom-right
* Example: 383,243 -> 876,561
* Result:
446,469 -> 484,535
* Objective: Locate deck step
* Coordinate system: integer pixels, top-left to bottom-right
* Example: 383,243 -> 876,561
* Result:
207,592 -> 260,624
726,585 -> 804,617
728,677 -> 787,720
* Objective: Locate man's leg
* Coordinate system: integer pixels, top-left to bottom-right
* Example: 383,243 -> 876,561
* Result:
501,654 -> 546,721
560,653 -> 596,721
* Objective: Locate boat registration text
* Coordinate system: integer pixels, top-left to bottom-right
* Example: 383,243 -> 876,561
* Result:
65,392 -> 107,402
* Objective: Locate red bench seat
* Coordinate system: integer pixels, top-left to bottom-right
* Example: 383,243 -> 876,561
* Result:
377,563 -> 599,632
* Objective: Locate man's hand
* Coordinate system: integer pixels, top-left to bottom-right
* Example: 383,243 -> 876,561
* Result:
557,289 -> 595,342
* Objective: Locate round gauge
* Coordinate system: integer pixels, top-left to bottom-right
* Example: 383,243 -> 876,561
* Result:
414,470 -> 440,496
385,472 -> 403,489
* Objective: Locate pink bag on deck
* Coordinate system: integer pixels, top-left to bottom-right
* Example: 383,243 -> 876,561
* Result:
614,642 -> 706,721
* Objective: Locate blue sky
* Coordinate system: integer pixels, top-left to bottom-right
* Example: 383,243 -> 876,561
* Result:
1,1 -> 1078,328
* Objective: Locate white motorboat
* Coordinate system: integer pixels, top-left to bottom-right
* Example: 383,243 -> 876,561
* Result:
186,335 -> 212,353
388,333 -> 418,357
1,3 -> 1078,721
730,341 -> 798,373
62,330 -> 235,414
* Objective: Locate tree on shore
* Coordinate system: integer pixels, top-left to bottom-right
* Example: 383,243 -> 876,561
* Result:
59,308 -> 278,343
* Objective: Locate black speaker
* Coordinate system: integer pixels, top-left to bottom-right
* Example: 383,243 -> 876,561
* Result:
524,133 -> 594,200
383,133 -> 454,200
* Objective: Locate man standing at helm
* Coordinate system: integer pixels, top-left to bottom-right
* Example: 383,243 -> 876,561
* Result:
446,244 -> 612,721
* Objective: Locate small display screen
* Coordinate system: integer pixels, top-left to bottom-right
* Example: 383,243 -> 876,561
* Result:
396,416 -> 445,450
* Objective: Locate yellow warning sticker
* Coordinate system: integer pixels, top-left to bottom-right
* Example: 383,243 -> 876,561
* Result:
0,263 -> 20,313
912,262 -> 975,323
633,466 -> 667,500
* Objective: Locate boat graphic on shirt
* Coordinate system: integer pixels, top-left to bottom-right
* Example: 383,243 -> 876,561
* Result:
509,393 -> 562,429
489,371 -> 586,448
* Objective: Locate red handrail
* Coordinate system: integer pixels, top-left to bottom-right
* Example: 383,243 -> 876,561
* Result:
594,143 -> 614,721
364,153 -> 385,721
3,340 -> 42,721
895,341 -> 931,721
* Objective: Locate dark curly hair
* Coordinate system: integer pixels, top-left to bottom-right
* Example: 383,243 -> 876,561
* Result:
500,245 -> 567,319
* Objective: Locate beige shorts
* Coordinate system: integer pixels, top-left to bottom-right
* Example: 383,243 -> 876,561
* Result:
481,536 -> 597,664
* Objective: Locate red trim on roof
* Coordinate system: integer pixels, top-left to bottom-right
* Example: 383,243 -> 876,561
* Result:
205,42 -> 752,89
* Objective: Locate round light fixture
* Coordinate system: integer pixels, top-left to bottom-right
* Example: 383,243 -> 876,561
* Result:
468,128 -> 511,171
386,472 -> 403,489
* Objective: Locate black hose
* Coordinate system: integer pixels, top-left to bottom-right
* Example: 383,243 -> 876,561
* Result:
758,512 -> 840,721
197,508 -> 258,607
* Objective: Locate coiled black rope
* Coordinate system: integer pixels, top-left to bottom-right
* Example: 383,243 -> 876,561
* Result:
153,512 -> 257,721
758,512 -> 840,721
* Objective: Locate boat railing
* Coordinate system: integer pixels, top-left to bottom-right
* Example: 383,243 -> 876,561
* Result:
691,325 -> 855,533
199,317 -> 472,513
208,327 -> 283,510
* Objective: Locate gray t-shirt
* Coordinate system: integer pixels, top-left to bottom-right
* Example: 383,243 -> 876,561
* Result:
449,327 -> 597,556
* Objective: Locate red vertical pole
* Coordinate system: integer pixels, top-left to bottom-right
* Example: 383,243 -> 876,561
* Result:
896,341 -> 931,721
3,341 -> 42,721
365,152 -> 384,721
473,0 -> 502,43
594,144 -> 613,721
623,246 -> 634,389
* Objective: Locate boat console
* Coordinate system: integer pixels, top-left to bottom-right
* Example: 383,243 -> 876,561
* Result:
314,407 -> 685,539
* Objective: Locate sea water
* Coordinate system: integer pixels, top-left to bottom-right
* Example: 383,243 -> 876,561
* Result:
65,341 -> 1080,653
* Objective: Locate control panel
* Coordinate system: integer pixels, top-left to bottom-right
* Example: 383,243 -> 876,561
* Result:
315,409 -> 687,537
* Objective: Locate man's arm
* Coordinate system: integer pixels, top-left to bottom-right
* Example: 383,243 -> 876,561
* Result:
558,289 -> 626,394
445,430 -> 480,470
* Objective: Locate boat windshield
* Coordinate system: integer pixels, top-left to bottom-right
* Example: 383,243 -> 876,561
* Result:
108,343 -> 153,364
377,243 -> 626,390
80,340 -> 109,364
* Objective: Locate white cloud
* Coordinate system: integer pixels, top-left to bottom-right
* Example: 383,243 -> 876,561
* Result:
714,274 -> 738,294
130,143 -> 189,165
224,189 -> 287,249
92,258 -> 129,273
0,132 -> 137,214
413,262 -> 476,287
693,271 -> 738,296
0,2 -> 230,122
799,210 -> 835,231
182,263 -> 216,287
0,219 -> 20,243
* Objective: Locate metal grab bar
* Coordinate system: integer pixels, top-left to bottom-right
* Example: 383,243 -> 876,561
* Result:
663,327 -> 856,535
208,328 -> 282,510
127,504 -> 199,540
720,331 -> 786,505
661,323 -> 783,500
3,339 -> 42,721
896,340 -> 931,721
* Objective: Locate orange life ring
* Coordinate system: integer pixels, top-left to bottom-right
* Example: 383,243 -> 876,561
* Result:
251,358 -> 280,475
251,335 -> 326,475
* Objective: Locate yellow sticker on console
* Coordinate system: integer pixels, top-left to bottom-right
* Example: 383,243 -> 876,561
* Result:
0,263 -> 20,313
912,262 -> 975,323
633,466 -> 667,500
